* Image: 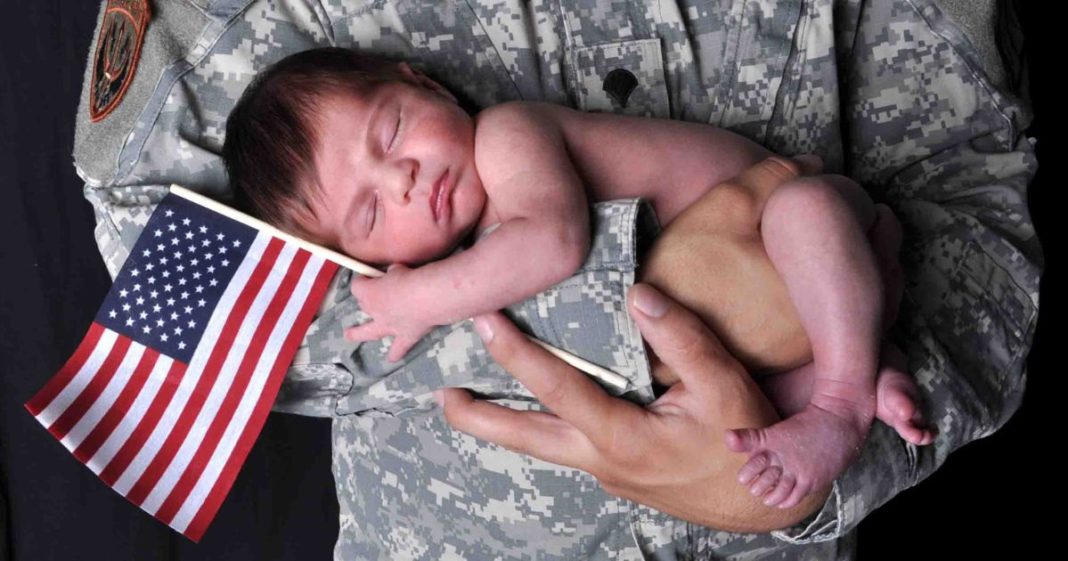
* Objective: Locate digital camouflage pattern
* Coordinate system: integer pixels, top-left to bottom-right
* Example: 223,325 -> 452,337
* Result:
73,0 -> 1040,559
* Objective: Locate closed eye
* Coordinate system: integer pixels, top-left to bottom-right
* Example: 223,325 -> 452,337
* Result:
365,191 -> 379,235
386,109 -> 402,152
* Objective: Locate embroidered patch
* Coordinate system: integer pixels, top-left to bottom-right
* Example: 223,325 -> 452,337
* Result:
602,68 -> 638,109
89,0 -> 151,122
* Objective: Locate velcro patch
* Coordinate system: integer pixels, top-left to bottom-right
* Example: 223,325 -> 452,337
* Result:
90,0 -> 151,122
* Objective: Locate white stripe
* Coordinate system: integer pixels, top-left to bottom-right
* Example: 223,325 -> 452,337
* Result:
141,242 -> 299,513
112,232 -> 272,495
61,342 -> 147,452
173,254 -> 325,531
88,354 -> 172,474
36,330 -> 120,428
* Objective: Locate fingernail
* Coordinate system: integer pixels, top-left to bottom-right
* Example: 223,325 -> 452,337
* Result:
473,316 -> 494,343
633,286 -> 668,318
432,389 -> 445,407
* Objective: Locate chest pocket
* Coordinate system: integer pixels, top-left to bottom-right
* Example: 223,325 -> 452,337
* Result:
571,38 -> 670,118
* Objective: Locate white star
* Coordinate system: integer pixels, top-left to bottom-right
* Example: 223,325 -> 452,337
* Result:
126,318 -> 135,327
221,260 -> 230,267
136,296 -> 144,305
119,288 -> 129,298
178,278 -> 187,286
174,251 -> 183,259
160,256 -> 169,265
157,243 -> 165,251
192,272 -> 201,280
199,225 -> 208,234
166,297 -> 175,306
187,244 -> 196,254
181,291 -> 190,299
153,304 -> 161,313
216,233 -> 225,241
108,309 -> 117,318
218,246 -> 227,255
233,240 -> 241,248
164,283 -> 173,292
156,319 -> 164,327
204,253 -> 213,260
154,229 -> 162,237
184,306 -> 193,314
162,270 -> 170,278
176,264 -> 184,272
148,277 -> 156,285
190,259 -> 199,267
178,341 -> 186,350
139,311 -> 148,320
209,279 -> 218,287
143,325 -> 151,334
170,312 -> 179,321
131,268 -> 140,277
168,223 -> 177,231
185,231 -> 194,240
133,283 -> 141,292
122,303 -> 131,312
195,285 -> 204,293
171,238 -> 179,246
187,319 -> 197,328
198,298 -> 207,307
161,333 -> 169,342
165,209 -> 173,217
149,290 -> 158,299
175,326 -> 183,335
201,239 -> 211,247
142,249 -> 150,257
207,266 -> 215,274
182,218 -> 191,226
145,263 -> 154,271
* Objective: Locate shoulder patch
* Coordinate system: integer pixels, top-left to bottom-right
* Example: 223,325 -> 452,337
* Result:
89,0 -> 151,122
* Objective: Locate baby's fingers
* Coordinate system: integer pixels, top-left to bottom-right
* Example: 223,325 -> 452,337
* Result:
386,335 -> 420,363
344,321 -> 390,343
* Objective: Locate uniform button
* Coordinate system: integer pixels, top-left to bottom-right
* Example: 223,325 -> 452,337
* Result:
602,68 -> 638,108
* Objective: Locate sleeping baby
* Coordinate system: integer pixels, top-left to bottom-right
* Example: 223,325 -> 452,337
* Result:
223,47 -> 933,510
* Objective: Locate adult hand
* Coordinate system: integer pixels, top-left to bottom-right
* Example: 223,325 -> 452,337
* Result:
437,283 -> 830,533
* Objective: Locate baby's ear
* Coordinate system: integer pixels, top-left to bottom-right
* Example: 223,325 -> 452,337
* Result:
398,62 -> 458,103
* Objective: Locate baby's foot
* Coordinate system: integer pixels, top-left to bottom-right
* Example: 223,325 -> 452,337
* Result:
874,342 -> 937,446
725,383 -> 875,509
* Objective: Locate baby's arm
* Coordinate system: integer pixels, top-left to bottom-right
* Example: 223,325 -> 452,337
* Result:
349,103 -> 590,361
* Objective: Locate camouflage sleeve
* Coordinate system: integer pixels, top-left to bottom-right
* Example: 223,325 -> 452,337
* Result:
771,0 -> 1040,544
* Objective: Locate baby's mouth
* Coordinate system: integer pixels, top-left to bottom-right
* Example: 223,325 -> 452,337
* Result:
431,169 -> 450,223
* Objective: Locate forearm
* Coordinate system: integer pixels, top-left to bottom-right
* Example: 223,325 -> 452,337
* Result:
405,217 -> 590,327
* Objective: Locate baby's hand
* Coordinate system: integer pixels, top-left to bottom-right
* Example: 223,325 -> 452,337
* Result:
346,264 -> 435,362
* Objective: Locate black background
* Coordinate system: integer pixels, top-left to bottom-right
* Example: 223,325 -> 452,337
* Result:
0,1 -> 1053,559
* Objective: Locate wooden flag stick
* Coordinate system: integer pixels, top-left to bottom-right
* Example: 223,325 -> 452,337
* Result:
170,185 -> 629,389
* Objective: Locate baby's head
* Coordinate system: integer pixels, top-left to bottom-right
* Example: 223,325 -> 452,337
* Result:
223,47 -> 486,266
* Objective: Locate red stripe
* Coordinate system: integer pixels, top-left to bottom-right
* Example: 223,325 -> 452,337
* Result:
25,323 -> 106,416
48,336 -> 133,439
185,258 -> 338,541
156,250 -> 311,523
99,360 -> 186,485
74,348 -> 160,464
126,238 -> 284,506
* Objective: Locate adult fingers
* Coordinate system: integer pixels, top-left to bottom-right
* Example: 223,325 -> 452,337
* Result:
471,312 -> 643,446
438,388 -> 596,469
386,335 -> 418,363
344,321 -> 389,342
626,284 -> 744,402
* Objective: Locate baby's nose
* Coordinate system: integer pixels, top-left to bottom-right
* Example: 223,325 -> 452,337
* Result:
386,159 -> 418,204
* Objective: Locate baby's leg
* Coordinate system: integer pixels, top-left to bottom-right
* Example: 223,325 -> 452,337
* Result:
724,174 -> 885,508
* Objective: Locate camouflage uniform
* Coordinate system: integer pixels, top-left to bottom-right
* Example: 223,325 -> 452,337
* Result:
73,0 -> 1040,559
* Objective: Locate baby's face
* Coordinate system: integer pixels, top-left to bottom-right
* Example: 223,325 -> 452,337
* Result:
301,65 -> 486,266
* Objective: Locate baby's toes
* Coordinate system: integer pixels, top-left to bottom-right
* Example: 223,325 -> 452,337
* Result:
776,477 -> 815,510
737,450 -> 774,485
761,472 -> 796,507
726,426 -> 768,454
749,464 -> 783,498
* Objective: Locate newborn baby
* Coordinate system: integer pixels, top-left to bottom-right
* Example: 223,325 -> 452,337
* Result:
223,48 -> 933,510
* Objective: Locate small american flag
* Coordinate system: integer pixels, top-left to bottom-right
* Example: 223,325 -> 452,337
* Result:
25,188 -> 339,541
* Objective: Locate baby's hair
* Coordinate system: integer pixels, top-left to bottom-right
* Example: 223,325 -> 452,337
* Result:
222,47 -> 409,238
